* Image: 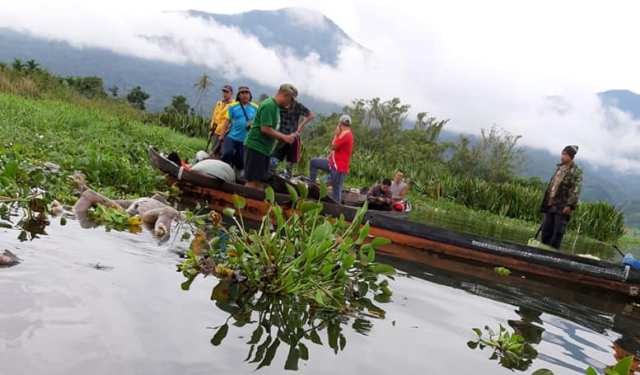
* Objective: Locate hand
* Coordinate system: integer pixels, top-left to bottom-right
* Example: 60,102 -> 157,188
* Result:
562,207 -> 572,215
282,134 -> 295,144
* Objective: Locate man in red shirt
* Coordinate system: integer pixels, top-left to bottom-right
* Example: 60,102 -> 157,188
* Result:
309,114 -> 354,203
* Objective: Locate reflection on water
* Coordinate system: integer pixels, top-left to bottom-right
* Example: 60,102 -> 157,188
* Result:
1,219 -> 639,374
204,279 -> 380,371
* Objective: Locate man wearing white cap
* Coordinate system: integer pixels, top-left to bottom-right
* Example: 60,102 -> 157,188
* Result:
309,114 -> 354,203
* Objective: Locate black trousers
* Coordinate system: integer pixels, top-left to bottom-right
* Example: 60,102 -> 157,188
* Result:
541,211 -> 569,249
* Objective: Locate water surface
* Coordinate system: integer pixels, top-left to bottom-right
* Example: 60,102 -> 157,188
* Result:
1,219 -> 638,374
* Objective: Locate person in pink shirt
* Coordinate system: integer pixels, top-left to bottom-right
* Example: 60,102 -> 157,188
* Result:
309,114 -> 354,203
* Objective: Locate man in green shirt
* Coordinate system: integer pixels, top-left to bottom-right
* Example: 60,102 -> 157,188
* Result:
244,84 -> 297,189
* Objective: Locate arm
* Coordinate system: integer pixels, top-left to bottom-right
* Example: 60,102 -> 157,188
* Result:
330,130 -> 348,150
260,126 -> 294,144
565,168 -> 583,212
296,111 -> 316,135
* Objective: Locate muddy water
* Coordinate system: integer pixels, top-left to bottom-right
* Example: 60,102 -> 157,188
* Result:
1,218 -> 638,375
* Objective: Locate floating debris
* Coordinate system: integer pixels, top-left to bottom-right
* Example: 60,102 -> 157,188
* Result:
0,250 -> 20,267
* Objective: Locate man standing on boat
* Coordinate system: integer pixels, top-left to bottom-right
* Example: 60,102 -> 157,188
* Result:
221,86 -> 258,174
539,145 -> 583,249
309,114 -> 354,203
209,84 -> 234,157
243,84 -> 297,190
272,94 -> 316,178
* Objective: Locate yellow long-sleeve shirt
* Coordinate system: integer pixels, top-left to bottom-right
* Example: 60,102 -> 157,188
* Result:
210,100 -> 231,136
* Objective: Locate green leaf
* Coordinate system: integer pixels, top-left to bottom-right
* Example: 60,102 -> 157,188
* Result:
612,356 -> 634,375
467,341 -> 478,349
181,274 -> 196,290
298,343 -> 309,360
257,338 -> 280,369
372,263 -> 396,275
371,236 -> 391,248
60,216 -> 67,226
232,194 -> 246,209
318,181 -> 328,199
284,345 -> 300,371
585,369 -> 598,375
222,207 -> 236,217
308,330 -> 323,345
357,222 -> 370,244
285,183 -> 299,204
310,222 -> 333,243
247,326 -> 264,345
210,323 -> 229,346
314,290 -> 325,305
472,328 -> 482,337
531,369 -> 554,375
2,160 -> 17,179
296,182 -> 309,200
265,186 -> 275,204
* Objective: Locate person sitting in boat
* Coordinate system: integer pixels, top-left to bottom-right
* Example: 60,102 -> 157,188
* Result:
221,86 -> 258,174
539,145 -> 583,249
390,170 -> 410,211
367,178 -> 393,211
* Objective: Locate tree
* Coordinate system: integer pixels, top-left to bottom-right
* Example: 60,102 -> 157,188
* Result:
108,85 -> 119,97
448,126 -> 524,183
64,76 -> 107,98
414,112 -> 448,143
193,73 -> 213,114
25,59 -> 40,73
164,95 -> 191,115
12,58 -> 24,72
126,86 -> 150,111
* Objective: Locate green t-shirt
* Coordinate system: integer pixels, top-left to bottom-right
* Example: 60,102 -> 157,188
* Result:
244,96 -> 281,156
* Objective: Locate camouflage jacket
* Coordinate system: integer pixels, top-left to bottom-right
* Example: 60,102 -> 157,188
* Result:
540,162 -> 583,212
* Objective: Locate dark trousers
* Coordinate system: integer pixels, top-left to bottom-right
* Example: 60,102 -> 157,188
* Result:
541,212 -> 569,249
221,137 -> 244,170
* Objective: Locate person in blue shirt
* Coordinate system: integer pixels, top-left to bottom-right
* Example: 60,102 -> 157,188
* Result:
221,86 -> 258,171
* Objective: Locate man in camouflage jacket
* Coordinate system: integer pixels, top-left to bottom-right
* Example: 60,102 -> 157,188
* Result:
539,145 -> 583,249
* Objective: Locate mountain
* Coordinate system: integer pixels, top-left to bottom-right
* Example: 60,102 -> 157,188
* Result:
598,89 -> 640,119
0,7 -> 352,113
185,8 -> 361,65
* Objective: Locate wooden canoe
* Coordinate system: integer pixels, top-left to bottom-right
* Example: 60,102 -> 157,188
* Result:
149,147 -> 640,299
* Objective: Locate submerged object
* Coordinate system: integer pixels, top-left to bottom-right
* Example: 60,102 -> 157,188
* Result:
0,250 -> 20,267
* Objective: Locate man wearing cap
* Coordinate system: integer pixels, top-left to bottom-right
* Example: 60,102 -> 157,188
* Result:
221,86 -> 258,173
309,114 -> 354,203
539,145 -> 583,249
210,84 -> 234,157
243,84 -> 297,189
272,88 -> 316,178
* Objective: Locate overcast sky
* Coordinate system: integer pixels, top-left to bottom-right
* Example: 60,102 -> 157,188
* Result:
3,0 -> 640,171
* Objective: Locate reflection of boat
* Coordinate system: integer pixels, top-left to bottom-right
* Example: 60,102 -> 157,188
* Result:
149,147 -> 640,299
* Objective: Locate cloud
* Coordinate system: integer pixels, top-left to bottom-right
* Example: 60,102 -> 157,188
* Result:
2,0 -> 640,172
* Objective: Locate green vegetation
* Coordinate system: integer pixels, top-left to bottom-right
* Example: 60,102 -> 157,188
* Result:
298,98 -> 626,244
470,324 -> 635,375
179,185 -> 395,312
467,324 -> 538,371
0,67 -> 204,232
178,185 -> 394,370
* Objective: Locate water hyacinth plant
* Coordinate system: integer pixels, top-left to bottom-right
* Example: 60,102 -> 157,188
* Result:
178,183 -> 396,313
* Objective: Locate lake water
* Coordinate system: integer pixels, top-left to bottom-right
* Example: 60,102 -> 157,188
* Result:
1,218 -> 638,375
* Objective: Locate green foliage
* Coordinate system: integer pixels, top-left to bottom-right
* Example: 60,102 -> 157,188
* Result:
152,95 -> 209,138
494,267 -> 512,277
301,98 -> 625,243
534,356 -> 635,375
87,204 -> 142,232
467,324 -> 538,371
0,92 -> 204,236
126,86 -> 150,111
62,76 -> 107,99
178,184 -> 396,313
204,282 -> 375,371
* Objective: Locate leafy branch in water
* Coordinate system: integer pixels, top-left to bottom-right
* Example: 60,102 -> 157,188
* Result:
467,324 -> 538,371
178,182 -> 396,313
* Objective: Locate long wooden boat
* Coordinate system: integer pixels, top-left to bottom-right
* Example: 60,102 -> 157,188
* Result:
149,147 -> 640,299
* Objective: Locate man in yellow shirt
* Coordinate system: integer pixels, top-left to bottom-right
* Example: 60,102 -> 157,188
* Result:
209,84 -> 233,157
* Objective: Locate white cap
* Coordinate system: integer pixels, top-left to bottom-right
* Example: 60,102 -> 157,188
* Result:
339,114 -> 352,125
195,150 -> 209,162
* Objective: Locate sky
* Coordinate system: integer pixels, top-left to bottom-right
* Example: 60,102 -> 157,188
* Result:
2,0 -> 640,171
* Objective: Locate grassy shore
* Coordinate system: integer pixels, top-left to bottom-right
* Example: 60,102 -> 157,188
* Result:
0,93 -> 204,201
